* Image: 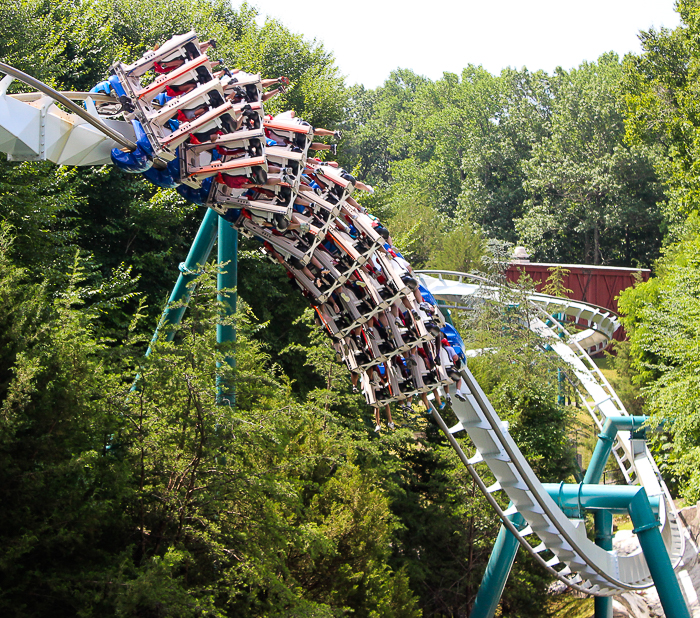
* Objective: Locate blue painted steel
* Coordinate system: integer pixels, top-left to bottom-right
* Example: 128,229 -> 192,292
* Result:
540,483 -> 689,618
216,217 -> 237,403
542,483 -> 660,515
583,416 -> 648,484
470,508 -> 525,618
628,488 -> 691,618
440,322 -> 467,363
419,284 -> 438,307
594,510 -> 613,618
145,208 -> 219,356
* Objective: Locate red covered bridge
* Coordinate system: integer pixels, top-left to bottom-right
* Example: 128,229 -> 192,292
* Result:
506,261 -> 651,341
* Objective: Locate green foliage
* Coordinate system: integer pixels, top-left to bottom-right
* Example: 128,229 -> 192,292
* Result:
0,225 -> 138,616
340,53 -> 664,270
541,266 -> 573,298
623,0 -> 700,224
617,214 -> 700,501
518,53 -> 663,266
426,223 -> 485,274
0,230 -> 422,616
0,3 -> 668,614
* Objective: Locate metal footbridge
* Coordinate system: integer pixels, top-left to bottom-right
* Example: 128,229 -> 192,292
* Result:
0,56 -> 696,618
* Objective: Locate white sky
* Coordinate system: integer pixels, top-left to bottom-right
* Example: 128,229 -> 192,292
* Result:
239,0 -> 681,89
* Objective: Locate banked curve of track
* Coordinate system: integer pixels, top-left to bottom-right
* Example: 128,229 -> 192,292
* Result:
417,269 -> 689,595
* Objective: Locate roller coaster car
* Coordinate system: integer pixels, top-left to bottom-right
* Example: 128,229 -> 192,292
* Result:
355,331 -> 437,374
297,190 -> 341,222
222,73 -> 263,103
185,154 -> 268,183
385,316 -> 409,351
264,123 -> 309,147
317,263 -> 363,305
119,31 -> 206,78
325,227 -> 379,268
264,115 -> 313,137
288,265 -> 324,301
178,147 -> 265,190
316,303 -> 351,334
146,79 -> 226,127
308,163 -> 355,201
145,98 -> 236,155
350,212 -> 385,247
126,55 -> 214,105
290,216 -> 338,267
335,287 -> 365,324
185,127 -> 265,157
265,146 -> 306,189
175,103 -> 264,151
208,184 -> 291,220
315,306 -> 340,337
374,252 -> 411,295
338,297 -> 409,339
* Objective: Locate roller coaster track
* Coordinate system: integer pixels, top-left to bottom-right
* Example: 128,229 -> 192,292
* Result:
0,61 -> 134,164
418,269 -> 694,599
0,58 -> 695,612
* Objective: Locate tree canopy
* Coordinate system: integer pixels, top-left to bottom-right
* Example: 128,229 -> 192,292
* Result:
4,0 -> 700,615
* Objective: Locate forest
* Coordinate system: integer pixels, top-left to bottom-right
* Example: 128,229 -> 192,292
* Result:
1,0 -> 700,616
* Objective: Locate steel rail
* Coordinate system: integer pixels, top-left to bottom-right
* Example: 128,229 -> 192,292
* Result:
416,268 -> 621,320
430,404 -> 611,596
422,269 -> 666,591
460,365 -> 650,591
9,91 -> 116,103
0,61 -> 137,151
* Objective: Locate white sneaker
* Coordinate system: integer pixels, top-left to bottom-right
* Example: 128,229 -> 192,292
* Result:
455,392 -> 467,402
388,422 -> 395,430
374,424 -> 381,432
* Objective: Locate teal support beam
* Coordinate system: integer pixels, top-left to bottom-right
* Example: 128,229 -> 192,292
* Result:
594,510 -> 613,618
146,208 -> 219,355
541,482 -> 690,618
436,299 -> 455,326
216,217 -> 237,404
542,483 -> 660,516
469,507 -> 525,618
628,488 -> 691,618
583,416 -> 649,484
557,368 -> 565,406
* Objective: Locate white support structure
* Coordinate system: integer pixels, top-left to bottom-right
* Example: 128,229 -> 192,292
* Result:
0,74 -> 134,165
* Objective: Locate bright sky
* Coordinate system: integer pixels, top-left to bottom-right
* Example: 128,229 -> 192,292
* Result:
239,0 -> 681,89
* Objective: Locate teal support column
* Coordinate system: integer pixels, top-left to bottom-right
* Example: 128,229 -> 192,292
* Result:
583,416 -> 648,484
145,208 -> 219,355
541,483 -> 690,618
542,483 -> 660,515
132,209 -> 219,394
470,507 -> 525,618
594,510 -> 613,618
628,488 -> 691,618
216,217 -> 237,404
557,368 -> 565,406
437,299 -> 455,326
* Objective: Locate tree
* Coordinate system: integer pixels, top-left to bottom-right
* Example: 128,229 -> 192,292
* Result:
458,67 -> 552,243
517,53 -> 664,266
623,0 -> 700,226
617,212 -> 700,502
